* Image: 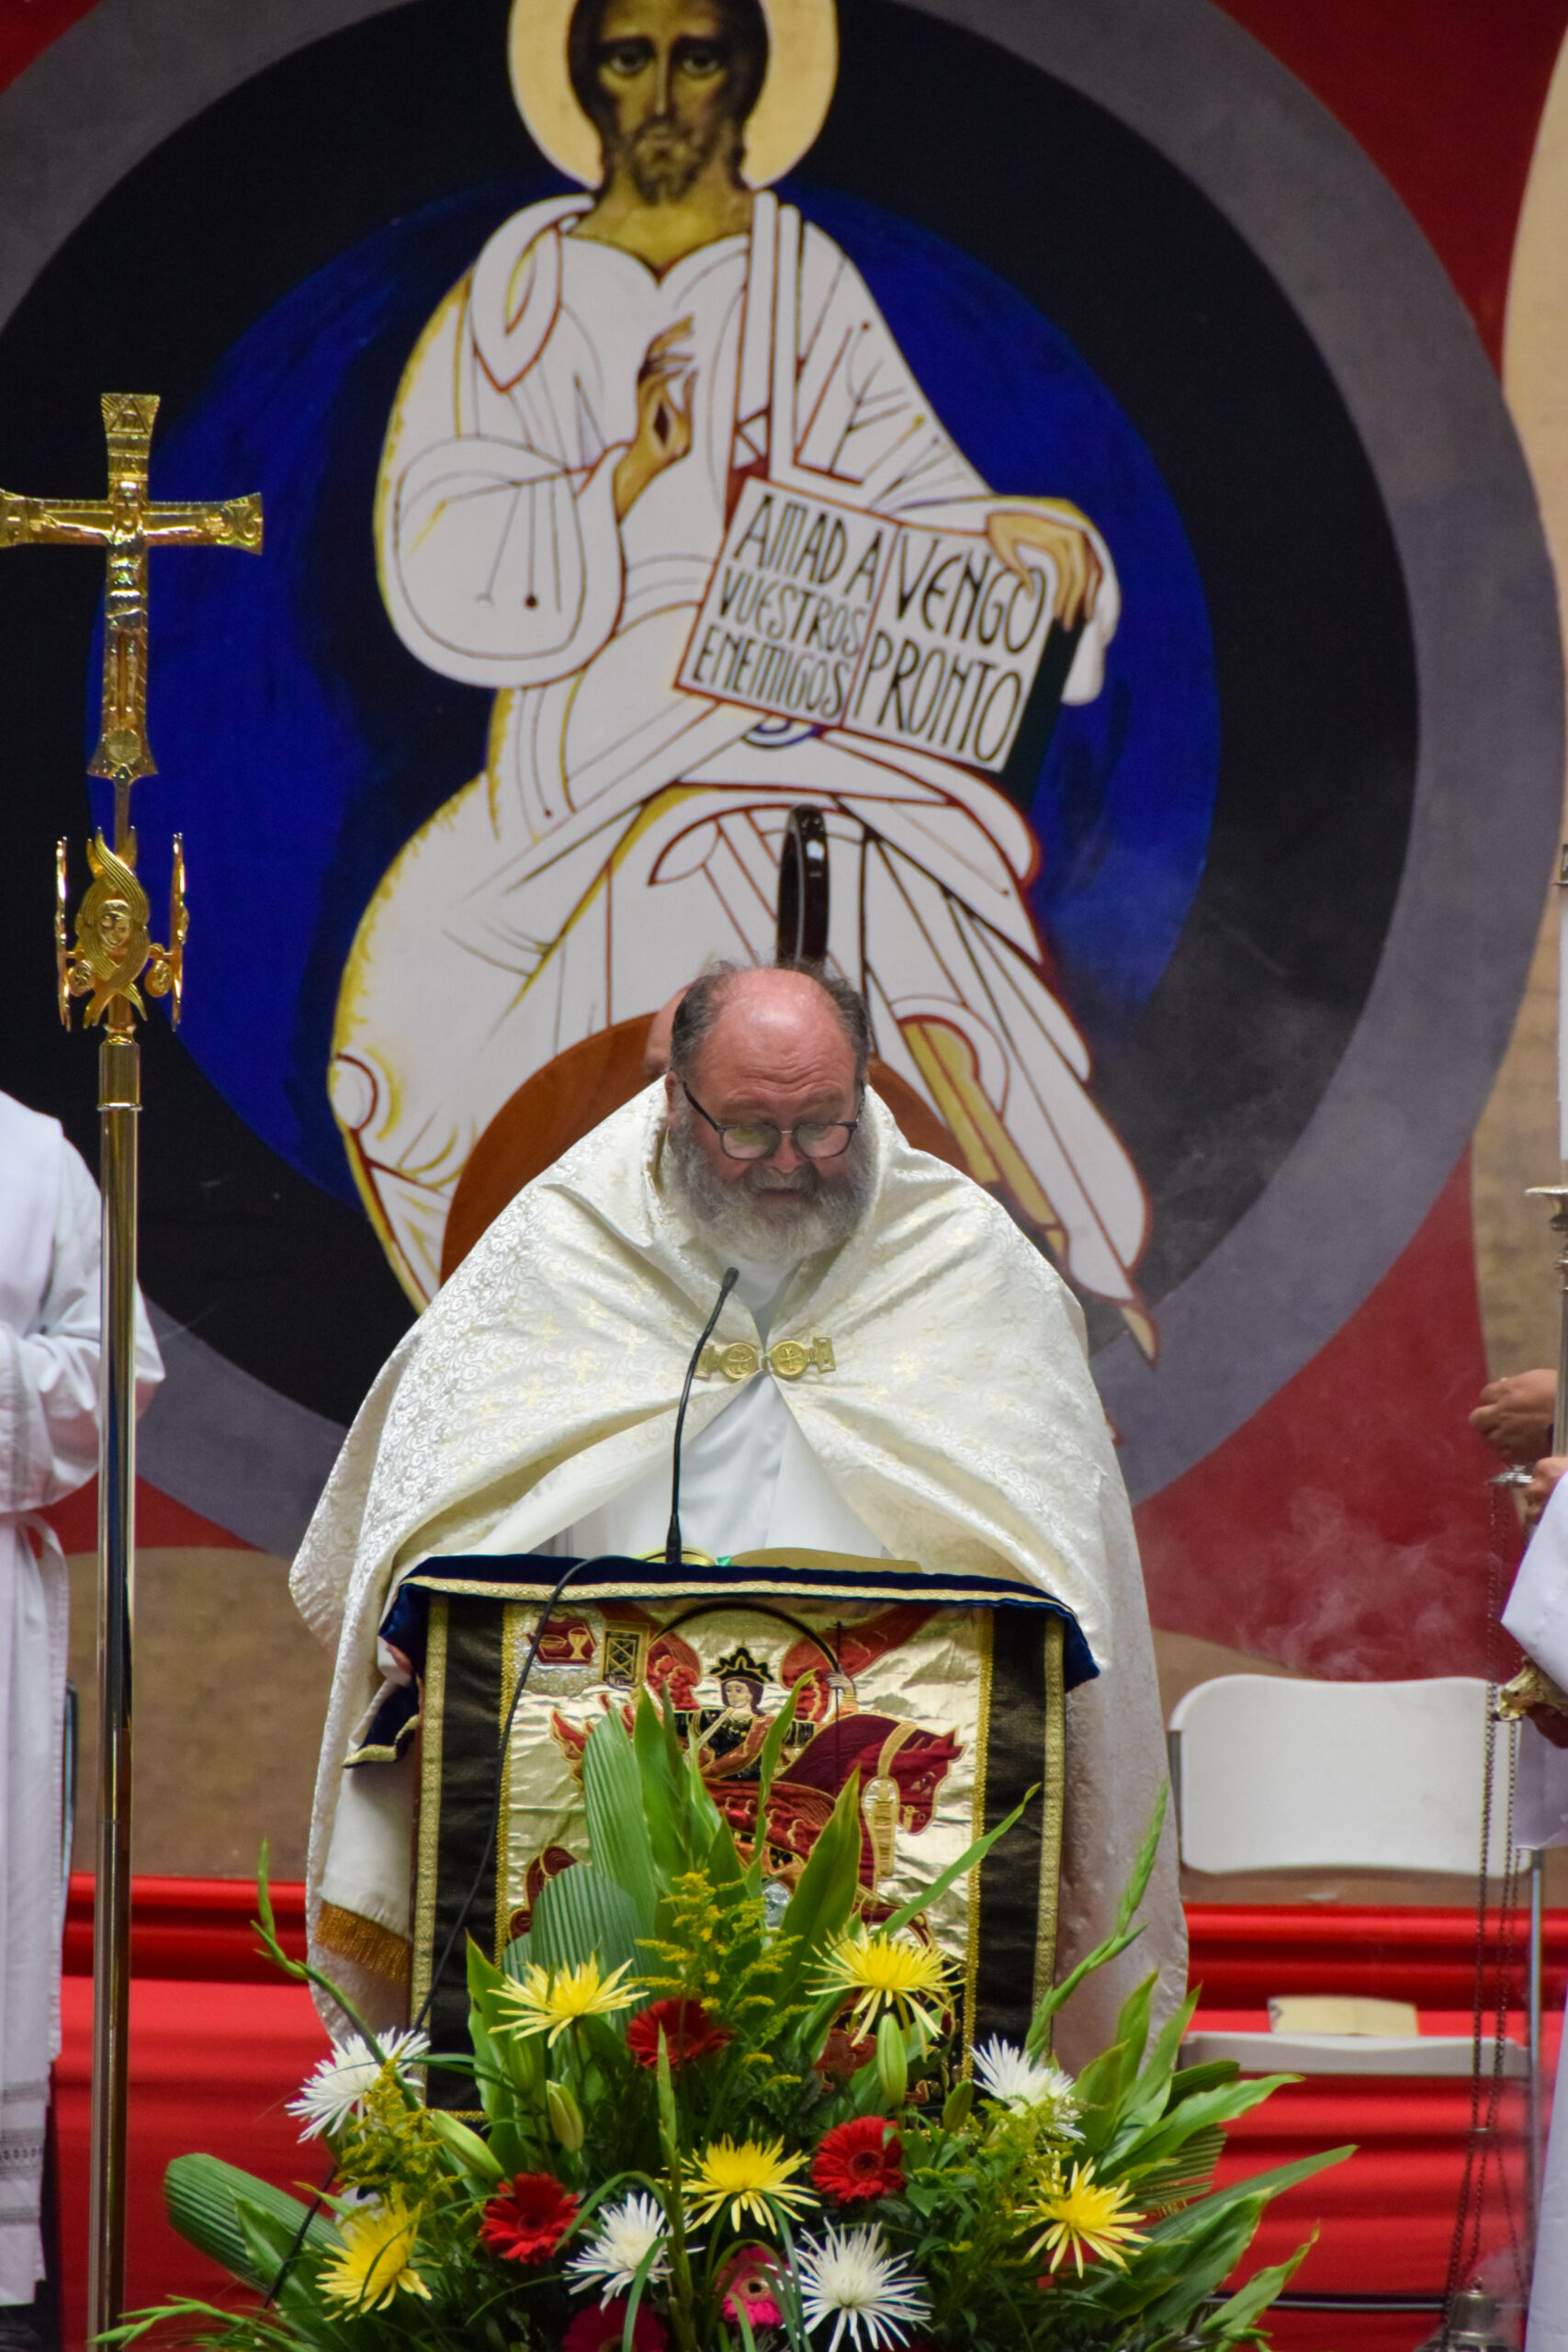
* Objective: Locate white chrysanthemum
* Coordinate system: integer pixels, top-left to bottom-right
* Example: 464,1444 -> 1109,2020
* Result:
972,2037 -> 1080,2128
796,2224 -> 930,2352
287,2029 -> 430,2139
564,2192 -> 673,2304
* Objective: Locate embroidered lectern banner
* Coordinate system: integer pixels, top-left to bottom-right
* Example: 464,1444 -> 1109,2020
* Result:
395,1554 -> 1076,2103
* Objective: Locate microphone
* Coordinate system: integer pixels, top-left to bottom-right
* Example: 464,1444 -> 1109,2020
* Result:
665,1266 -> 740,1568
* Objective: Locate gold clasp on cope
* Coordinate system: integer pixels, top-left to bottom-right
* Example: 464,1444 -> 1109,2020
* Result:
697,1335 -> 836,1382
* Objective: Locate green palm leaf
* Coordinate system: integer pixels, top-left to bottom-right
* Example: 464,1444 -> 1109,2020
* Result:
1130,2120 -> 1225,2211
532,1858 -> 641,1980
164,2154 -> 335,2290
584,1706 -> 660,1932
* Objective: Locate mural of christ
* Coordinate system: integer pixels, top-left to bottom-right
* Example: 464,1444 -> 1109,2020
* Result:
331,0 -> 1152,1347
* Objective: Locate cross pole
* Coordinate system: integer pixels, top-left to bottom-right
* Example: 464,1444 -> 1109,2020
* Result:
0,393 -> 261,2336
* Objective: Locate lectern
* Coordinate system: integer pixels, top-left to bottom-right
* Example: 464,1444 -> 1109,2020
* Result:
367,1551 -> 1088,2105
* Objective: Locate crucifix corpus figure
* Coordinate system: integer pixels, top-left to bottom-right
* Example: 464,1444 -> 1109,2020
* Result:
0,391 -> 262,846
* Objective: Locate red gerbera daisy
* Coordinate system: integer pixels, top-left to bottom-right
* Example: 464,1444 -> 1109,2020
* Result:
626,1996 -> 732,2070
479,2171 -> 581,2264
562,2297 -> 668,2352
811,2117 -> 906,2204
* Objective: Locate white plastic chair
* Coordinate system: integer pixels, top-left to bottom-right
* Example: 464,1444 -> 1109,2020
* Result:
1168,1674 -> 1529,2077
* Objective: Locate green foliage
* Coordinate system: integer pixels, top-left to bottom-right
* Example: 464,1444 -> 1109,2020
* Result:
164,2155 -> 337,2294
639,1868 -> 813,2130
1026,1788 -> 1168,2060
532,1860 -> 643,1982
145,1719 -> 1348,2352
587,1707 -> 662,1933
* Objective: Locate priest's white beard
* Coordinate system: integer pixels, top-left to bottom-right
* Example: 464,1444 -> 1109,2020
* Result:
665,1110 -> 874,1270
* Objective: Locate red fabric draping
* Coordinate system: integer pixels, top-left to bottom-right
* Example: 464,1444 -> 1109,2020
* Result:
66,1878 -> 1562,2003
55,1978 -> 330,2352
62,1873 -> 307,1982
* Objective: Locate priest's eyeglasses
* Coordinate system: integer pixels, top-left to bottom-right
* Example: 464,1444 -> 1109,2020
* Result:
682,1082 -> 863,1162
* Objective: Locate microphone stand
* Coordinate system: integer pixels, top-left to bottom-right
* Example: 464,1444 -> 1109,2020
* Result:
665,1267 -> 739,1568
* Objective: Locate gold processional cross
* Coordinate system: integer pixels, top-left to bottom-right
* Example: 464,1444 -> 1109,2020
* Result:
0,391 -> 262,1034
0,391 -> 261,2340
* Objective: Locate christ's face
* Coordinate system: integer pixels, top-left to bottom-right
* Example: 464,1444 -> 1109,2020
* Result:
592,0 -> 746,203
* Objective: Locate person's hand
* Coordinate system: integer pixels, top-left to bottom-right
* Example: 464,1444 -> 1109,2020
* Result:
1469,1367 -> 1557,1464
614,322 -> 695,518
986,506 -> 1103,629
1524,1453 -> 1568,1525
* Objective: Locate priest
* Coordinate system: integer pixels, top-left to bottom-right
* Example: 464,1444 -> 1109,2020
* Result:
0,1090 -> 162,2331
292,965 -> 1181,2066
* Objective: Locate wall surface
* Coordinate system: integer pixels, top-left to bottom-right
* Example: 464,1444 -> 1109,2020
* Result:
4,0 -> 1567,1881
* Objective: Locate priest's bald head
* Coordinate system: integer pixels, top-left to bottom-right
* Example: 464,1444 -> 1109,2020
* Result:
662,964 -> 874,1266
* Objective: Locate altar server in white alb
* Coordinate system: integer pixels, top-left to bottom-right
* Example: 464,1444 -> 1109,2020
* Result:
333,0 -> 1150,1339
294,966 -> 1182,2069
1498,1485 -> 1568,2345
0,1091 -> 161,2317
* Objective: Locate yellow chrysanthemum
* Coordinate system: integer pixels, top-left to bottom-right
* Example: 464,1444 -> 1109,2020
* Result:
684,2135 -> 816,2233
1025,2162 -> 1147,2277
815,1928 -> 953,2041
498,1955 -> 638,2046
319,2193 -> 432,2311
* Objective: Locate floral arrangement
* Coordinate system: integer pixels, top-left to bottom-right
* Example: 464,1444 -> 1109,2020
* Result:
125,1690 -> 1348,2352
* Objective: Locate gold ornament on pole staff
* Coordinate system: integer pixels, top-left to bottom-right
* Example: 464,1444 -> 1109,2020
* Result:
1,393 -> 261,2336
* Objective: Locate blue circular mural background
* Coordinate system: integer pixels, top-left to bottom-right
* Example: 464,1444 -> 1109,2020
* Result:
109,177 -> 1218,1208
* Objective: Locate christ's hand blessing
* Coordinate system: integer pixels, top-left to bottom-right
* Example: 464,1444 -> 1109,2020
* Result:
614,321 -> 696,518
